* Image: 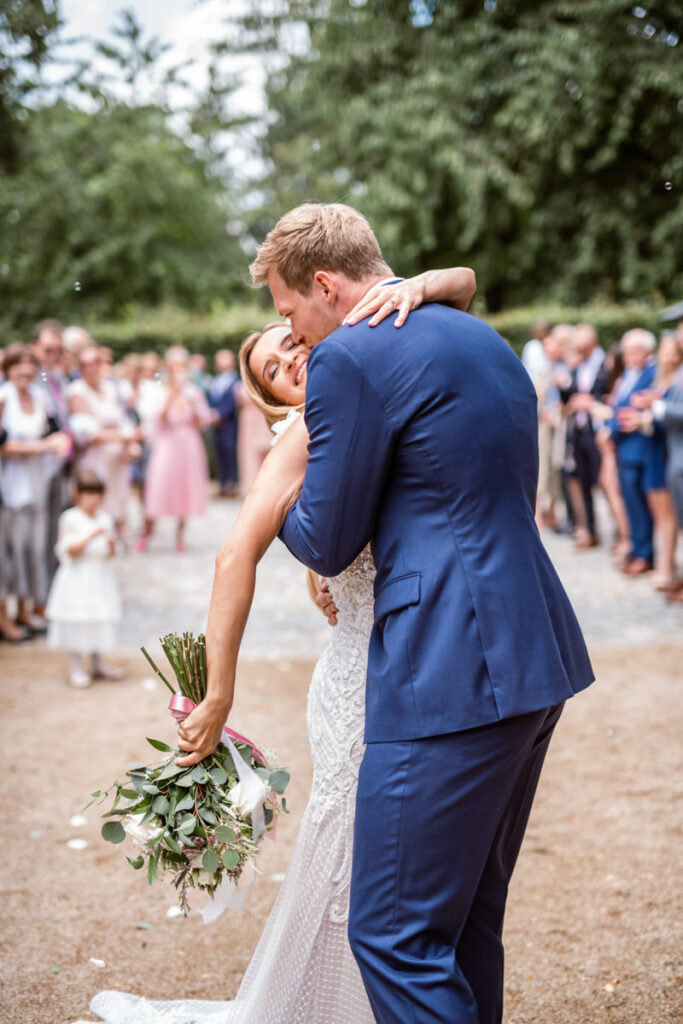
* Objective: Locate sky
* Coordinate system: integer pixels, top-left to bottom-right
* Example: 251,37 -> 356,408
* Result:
56,0 -> 269,180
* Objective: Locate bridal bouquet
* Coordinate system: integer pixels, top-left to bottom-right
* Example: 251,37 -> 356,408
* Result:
88,632 -> 290,915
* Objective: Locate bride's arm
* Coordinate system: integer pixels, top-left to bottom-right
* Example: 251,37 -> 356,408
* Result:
343,266 -> 477,328
176,415 -> 309,766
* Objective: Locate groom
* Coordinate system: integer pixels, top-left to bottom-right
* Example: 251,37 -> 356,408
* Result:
250,203 -> 593,1024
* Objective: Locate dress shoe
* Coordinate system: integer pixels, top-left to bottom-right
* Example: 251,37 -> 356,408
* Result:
623,558 -> 653,576
575,535 -> 599,550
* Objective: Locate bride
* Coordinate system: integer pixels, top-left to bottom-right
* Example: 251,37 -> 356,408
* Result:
78,267 -> 476,1024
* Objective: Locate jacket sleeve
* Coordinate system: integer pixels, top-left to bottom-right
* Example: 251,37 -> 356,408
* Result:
279,340 -> 397,577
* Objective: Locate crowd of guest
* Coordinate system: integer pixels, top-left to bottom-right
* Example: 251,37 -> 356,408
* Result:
0,320 -> 272,644
1,313 -> 681,648
523,317 -> 683,602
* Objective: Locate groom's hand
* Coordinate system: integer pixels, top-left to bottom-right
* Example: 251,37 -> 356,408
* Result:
176,698 -> 229,766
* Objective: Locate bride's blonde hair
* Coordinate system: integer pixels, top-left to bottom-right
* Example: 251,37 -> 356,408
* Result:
239,322 -> 321,601
239,322 -> 305,429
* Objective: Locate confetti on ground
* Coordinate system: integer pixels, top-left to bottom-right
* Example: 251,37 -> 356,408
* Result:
66,838 -> 88,851
69,814 -> 87,828
53,966 -> 61,975
605,983 -> 615,993
166,906 -> 183,919
135,922 -> 152,930
89,958 -> 106,968
29,826 -> 49,839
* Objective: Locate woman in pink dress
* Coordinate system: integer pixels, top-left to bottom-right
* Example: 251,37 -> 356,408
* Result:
138,348 -> 211,552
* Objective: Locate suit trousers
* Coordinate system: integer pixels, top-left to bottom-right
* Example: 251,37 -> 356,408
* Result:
572,428 -> 601,538
617,461 -> 654,561
213,424 -> 238,490
348,702 -> 564,1024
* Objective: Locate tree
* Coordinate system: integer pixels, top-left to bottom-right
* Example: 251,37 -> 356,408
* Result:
227,0 -> 683,309
0,7 -> 248,332
0,0 -> 61,170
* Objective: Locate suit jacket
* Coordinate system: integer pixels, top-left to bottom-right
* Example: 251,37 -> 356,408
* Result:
208,372 -> 239,429
281,305 -> 594,742
610,362 -> 661,465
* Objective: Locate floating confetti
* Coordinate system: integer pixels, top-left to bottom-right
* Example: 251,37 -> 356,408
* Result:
89,958 -> 106,968
69,814 -> 87,828
166,906 -> 183,919
141,677 -> 158,692
67,838 -> 88,851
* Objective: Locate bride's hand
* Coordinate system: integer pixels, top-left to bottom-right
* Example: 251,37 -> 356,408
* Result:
176,698 -> 230,766
343,278 -> 426,329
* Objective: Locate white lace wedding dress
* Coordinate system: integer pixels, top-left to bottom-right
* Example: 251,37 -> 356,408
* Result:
76,548 -> 377,1024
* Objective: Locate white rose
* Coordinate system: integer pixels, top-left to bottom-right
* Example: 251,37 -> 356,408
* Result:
228,776 -> 269,818
123,813 -> 163,848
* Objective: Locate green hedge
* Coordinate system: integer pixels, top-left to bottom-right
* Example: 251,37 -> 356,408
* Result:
84,301 -> 272,361
85,300 -> 666,362
485,302 -> 665,353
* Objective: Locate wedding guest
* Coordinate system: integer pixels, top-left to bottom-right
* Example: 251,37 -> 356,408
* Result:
208,349 -> 240,497
0,344 -> 71,634
189,352 -> 212,394
235,382 -> 273,493
535,325 -> 567,530
559,324 -> 607,548
627,331 -> 683,595
611,329 -> 675,583
32,319 -> 73,582
0,421 -> 31,642
46,469 -> 123,688
68,346 -> 140,538
521,319 -> 551,386
592,343 -> 631,558
138,347 -> 211,552
62,325 -> 93,379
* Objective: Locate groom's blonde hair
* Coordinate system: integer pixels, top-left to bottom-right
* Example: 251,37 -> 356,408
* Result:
250,202 -> 391,294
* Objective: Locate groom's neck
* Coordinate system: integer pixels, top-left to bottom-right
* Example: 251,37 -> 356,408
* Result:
333,272 -> 395,325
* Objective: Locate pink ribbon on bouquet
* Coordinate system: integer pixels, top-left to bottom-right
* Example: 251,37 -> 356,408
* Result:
168,693 -> 270,769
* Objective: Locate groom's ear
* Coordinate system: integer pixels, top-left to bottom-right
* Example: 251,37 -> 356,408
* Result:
313,270 -> 338,305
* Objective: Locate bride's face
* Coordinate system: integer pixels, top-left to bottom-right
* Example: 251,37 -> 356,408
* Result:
250,325 -> 309,405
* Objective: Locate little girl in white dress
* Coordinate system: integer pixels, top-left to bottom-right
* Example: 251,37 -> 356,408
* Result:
46,469 -> 123,688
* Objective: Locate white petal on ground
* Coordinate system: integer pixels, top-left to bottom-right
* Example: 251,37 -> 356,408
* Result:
89,958 -> 106,968
166,906 -> 183,919
69,814 -> 87,827
67,838 -> 88,851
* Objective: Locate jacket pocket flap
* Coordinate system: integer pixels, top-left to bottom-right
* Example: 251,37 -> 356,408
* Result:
374,572 -> 421,623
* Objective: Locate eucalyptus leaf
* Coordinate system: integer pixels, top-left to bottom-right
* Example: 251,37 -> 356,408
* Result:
142,783 -> 159,795
198,807 -> 216,825
178,816 -> 196,834
214,825 -> 236,843
209,765 -> 227,785
119,788 -> 140,800
127,855 -> 144,870
152,795 -> 170,815
164,832 -> 182,855
147,855 -> 158,885
175,774 -> 195,788
190,765 -> 209,784
174,793 -> 195,812
146,737 -> 173,752
202,849 -> 219,874
268,770 -> 290,794
126,762 -> 146,773
221,849 -> 240,870
102,820 -> 126,844
157,761 -> 185,781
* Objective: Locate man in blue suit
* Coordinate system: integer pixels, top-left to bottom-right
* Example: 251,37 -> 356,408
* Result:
208,349 -> 240,497
251,203 -> 594,1023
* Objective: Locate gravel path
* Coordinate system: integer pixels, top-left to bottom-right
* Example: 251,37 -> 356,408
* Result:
1,494 -> 681,1024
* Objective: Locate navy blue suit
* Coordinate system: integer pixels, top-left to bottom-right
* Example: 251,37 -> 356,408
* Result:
610,362 -> 663,562
281,305 -> 593,1023
208,372 -> 239,491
